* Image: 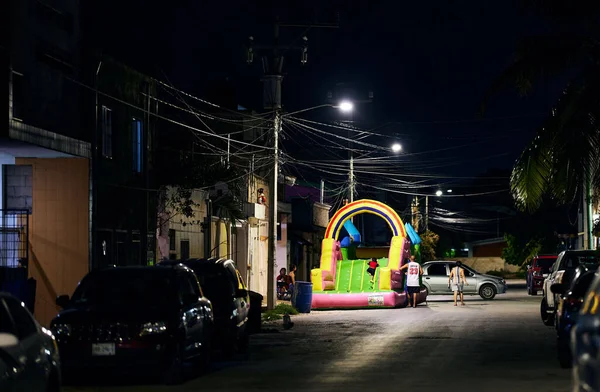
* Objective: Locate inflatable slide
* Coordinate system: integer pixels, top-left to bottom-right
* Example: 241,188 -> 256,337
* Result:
310,199 -> 427,309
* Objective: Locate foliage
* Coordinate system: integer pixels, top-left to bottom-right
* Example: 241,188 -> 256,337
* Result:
271,303 -> 299,316
420,230 -> 440,262
155,152 -> 246,227
262,311 -> 282,322
262,304 -> 299,322
502,233 -> 542,266
484,2 -> 600,212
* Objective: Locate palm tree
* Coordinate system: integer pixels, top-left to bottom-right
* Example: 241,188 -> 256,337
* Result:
485,1 -> 600,218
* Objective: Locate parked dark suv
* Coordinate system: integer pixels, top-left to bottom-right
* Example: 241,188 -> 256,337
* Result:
527,254 -> 557,296
551,266 -> 597,368
160,258 -> 250,356
51,265 -> 213,384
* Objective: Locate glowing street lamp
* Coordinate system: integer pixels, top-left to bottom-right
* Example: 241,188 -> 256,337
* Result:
391,143 -> 402,153
447,189 -> 453,193
435,190 -> 443,197
338,101 -> 354,113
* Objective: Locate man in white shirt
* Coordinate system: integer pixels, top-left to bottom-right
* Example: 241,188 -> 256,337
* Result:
399,255 -> 423,308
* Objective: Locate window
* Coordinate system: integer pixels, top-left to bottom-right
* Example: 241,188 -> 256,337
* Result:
132,118 -> 143,173
187,273 -> 202,298
426,264 -> 447,276
36,41 -> 73,73
3,165 -> 33,213
169,229 -> 176,251
101,106 -> 112,158
180,240 -> 190,261
11,72 -> 24,120
177,272 -> 199,304
4,297 -> 38,339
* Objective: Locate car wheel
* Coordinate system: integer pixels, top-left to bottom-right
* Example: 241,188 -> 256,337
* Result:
541,297 -> 555,326
163,342 -> 185,385
479,284 -> 496,300
557,336 -> 572,369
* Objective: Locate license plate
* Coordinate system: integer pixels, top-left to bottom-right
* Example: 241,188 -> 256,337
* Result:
92,343 -> 115,356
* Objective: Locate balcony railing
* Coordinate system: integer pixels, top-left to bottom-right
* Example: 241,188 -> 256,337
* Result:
0,210 -> 29,268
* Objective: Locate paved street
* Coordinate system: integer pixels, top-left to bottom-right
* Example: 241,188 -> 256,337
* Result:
64,283 -> 571,392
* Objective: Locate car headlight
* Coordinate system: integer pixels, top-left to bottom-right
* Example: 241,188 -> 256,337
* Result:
140,322 -> 167,336
51,323 -> 72,337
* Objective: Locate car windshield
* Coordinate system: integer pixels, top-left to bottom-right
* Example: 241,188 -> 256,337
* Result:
536,258 -> 556,273
563,253 -> 600,270
71,270 -> 174,308
192,265 -> 235,300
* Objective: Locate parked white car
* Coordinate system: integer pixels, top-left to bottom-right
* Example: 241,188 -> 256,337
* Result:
540,250 -> 600,326
421,261 -> 507,300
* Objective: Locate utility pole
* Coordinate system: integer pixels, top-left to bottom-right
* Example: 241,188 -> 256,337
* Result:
349,155 -> 354,203
411,196 -> 420,232
247,16 -> 337,310
320,179 -> 325,204
425,195 -> 429,232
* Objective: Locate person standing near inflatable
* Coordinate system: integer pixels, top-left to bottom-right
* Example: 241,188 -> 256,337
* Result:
400,255 -> 423,308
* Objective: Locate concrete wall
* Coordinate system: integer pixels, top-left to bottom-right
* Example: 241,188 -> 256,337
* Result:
16,157 -> 89,327
445,257 -> 519,274
473,241 -> 507,258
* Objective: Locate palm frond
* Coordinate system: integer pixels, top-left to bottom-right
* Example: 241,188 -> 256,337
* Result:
510,132 -> 553,212
512,66 -> 600,210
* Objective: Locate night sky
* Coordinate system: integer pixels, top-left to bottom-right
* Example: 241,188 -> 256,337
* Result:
88,0 -> 563,179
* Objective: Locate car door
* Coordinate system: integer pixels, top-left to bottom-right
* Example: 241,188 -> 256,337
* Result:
179,271 -> 205,358
2,297 -> 46,392
424,263 -> 450,293
461,267 -> 478,294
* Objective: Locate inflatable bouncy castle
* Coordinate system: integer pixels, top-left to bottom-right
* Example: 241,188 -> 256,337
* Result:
310,199 -> 427,309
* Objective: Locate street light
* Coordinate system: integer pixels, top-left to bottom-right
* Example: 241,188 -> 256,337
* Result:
447,189 -> 453,193
391,143 -> 402,153
338,101 -> 354,113
435,190 -> 443,197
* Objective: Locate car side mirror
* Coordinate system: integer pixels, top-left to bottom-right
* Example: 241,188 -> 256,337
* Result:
0,333 -> 19,348
550,283 -> 565,295
56,295 -> 70,308
235,288 -> 248,298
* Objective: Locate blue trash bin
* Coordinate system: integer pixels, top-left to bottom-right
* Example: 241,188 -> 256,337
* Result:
292,281 -> 313,313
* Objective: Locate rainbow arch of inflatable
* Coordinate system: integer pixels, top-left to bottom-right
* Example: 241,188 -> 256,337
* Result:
310,199 -> 427,309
